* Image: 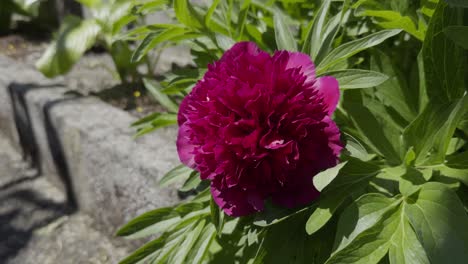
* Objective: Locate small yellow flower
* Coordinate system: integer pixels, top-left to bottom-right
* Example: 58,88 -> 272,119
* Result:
136,107 -> 143,113
133,91 -> 141,98
8,44 -> 15,51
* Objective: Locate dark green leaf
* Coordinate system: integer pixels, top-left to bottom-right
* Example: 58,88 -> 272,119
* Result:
444,26 -> 468,49
423,1 -> 465,103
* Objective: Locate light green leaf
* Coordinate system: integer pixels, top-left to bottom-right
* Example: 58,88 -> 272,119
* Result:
132,27 -> 200,62
405,182 -> 468,264
179,171 -> 202,192
186,224 -> 216,264
273,11 -> 297,51
143,78 -> 179,113
324,69 -> 389,89
174,0 -> 202,29
76,0 -> 101,8
169,219 -> 206,264
388,209 -> 430,264
313,162 -> 348,192
444,26 -> 468,49
118,233 -> 169,264
159,165 -> 193,188
360,10 -> 424,40
134,113 -> 177,137
36,16 -> 101,77
116,207 -> 180,239
317,29 -> 401,74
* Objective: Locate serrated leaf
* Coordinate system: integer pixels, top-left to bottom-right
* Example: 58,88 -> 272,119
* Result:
273,11 -> 297,51
36,16 -> 101,77
316,29 -> 401,74
324,69 -> 389,89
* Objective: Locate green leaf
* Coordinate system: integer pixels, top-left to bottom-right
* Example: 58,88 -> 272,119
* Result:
174,0 -> 202,29
405,182 -> 468,263
36,16 -> 101,77
116,207 -> 180,238
445,0 -> 468,7
169,219 -> 206,264
134,113 -> 177,137
403,95 -> 468,165
179,171 -> 202,192
342,91 -> 402,165
143,78 -> 179,113
323,69 -> 389,89
301,0 -> 331,59
444,26 -> 468,49
446,151 -> 468,169
370,48 -> 418,122
423,1 -> 465,103
399,167 -> 426,197
119,233 -> 169,264
306,158 -> 381,234
437,166 -> 468,186
159,165 -> 193,188
332,193 -> 400,252
388,214 -> 430,264
273,11 -> 297,51
313,162 -> 348,192
327,201 -> 401,264
76,0 -> 101,8
359,10 -> 424,40
186,223 -> 216,264
317,29 -> 401,74
132,27 -> 200,62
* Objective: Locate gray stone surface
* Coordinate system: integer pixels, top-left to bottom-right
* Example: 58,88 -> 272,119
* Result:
0,54 -> 181,244
0,133 -> 128,264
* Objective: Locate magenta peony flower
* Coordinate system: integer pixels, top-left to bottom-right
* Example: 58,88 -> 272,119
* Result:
177,42 -> 343,216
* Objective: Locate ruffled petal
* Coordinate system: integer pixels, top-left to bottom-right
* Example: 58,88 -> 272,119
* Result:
314,76 -> 340,115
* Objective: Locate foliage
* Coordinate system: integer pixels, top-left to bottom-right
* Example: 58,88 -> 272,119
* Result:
36,0 -> 169,84
0,0 -> 50,34
114,0 -> 468,263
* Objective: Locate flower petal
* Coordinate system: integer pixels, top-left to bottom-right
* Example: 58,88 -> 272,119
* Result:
314,76 -> 340,115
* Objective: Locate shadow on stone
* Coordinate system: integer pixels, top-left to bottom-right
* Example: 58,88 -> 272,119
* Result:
0,189 -> 72,261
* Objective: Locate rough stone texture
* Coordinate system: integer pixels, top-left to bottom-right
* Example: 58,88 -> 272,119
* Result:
0,134 -> 128,264
48,96 -> 180,238
0,54 -> 181,245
